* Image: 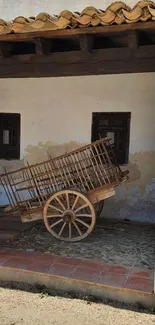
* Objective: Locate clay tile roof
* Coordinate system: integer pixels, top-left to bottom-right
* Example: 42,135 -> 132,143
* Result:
0,1 -> 155,35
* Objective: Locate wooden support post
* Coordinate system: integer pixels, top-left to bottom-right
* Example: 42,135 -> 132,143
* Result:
0,42 -> 12,58
128,30 -> 138,58
34,38 -> 51,55
79,35 -> 93,53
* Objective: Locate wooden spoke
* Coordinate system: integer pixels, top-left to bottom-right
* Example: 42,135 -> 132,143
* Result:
58,221 -> 67,236
66,192 -> 70,209
69,223 -> 72,240
74,203 -> 89,214
76,214 -> 92,218
43,190 -> 96,242
50,218 -> 63,229
71,195 -> 79,211
55,196 -> 66,211
76,218 -> 90,229
49,204 -> 64,214
72,221 -> 82,236
47,214 -> 63,218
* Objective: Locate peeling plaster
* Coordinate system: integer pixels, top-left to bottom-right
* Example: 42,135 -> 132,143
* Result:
125,151 -> 155,194
0,139 -> 154,198
24,141 -> 87,165
24,141 -> 155,195
0,142 -> 155,222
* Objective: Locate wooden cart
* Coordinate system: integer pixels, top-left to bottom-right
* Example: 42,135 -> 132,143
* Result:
0,138 -> 129,242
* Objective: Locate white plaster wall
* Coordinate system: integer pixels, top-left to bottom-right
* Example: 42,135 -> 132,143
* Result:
0,73 -> 155,222
0,74 -> 154,157
0,0 -> 143,20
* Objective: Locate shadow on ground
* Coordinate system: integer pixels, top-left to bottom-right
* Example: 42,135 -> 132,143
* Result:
2,219 -> 155,269
0,280 -> 154,316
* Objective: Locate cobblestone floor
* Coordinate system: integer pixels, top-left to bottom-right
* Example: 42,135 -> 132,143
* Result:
2,219 -> 155,269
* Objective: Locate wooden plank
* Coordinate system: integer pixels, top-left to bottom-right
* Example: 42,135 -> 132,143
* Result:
87,186 -> 115,204
0,21 -> 155,42
135,45 -> 155,58
0,57 -> 155,78
21,210 -> 42,223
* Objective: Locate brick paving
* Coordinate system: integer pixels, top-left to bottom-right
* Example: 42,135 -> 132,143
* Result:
0,248 -> 153,294
2,219 -> 155,269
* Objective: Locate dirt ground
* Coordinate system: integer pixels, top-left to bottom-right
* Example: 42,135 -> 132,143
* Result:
0,282 -> 154,325
2,219 -> 155,269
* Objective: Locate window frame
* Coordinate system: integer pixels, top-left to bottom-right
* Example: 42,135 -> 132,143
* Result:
91,112 -> 131,165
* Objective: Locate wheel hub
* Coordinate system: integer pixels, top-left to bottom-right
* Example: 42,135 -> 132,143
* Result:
63,210 -> 75,223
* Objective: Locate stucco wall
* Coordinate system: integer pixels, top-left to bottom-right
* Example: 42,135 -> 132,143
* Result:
0,73 -> 155,222
0,0 -> 140,20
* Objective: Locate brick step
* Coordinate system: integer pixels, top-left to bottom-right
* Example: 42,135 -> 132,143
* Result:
0,248 -> 154,308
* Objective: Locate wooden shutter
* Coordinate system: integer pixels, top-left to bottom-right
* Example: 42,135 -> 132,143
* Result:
91,112 -> 131,164
0,113 -> 20,159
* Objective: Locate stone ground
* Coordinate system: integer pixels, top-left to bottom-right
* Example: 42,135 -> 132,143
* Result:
0,282 -> 154,325
1,218 -> 155,269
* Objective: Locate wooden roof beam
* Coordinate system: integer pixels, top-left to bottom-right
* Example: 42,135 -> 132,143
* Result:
1,21 -> 155,43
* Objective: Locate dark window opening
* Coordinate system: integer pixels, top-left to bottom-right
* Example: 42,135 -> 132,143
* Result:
91,112 -> 131,165
139,31 -> 155,46
51,37 -> 80,52
10,42 -> 36,55
93,34 -> 128,50
0,113 -> 20,160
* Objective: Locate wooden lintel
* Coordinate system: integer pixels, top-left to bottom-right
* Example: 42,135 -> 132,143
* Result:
0,56 -> 155,78
79,35 -> 93,52
34,38 -> 51,55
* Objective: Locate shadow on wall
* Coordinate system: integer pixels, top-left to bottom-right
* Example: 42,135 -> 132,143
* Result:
126,151 -> 155,194
24,141 -> 155,195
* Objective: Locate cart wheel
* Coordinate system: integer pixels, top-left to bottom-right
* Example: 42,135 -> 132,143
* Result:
43,189 -> 96,242
94,200 -> 104,218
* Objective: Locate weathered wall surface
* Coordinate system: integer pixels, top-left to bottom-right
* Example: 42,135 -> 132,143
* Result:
0,73 -> 155,222
0,0 -> 141,20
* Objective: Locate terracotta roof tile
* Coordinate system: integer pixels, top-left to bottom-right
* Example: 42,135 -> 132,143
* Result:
0,1 -> 155,35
